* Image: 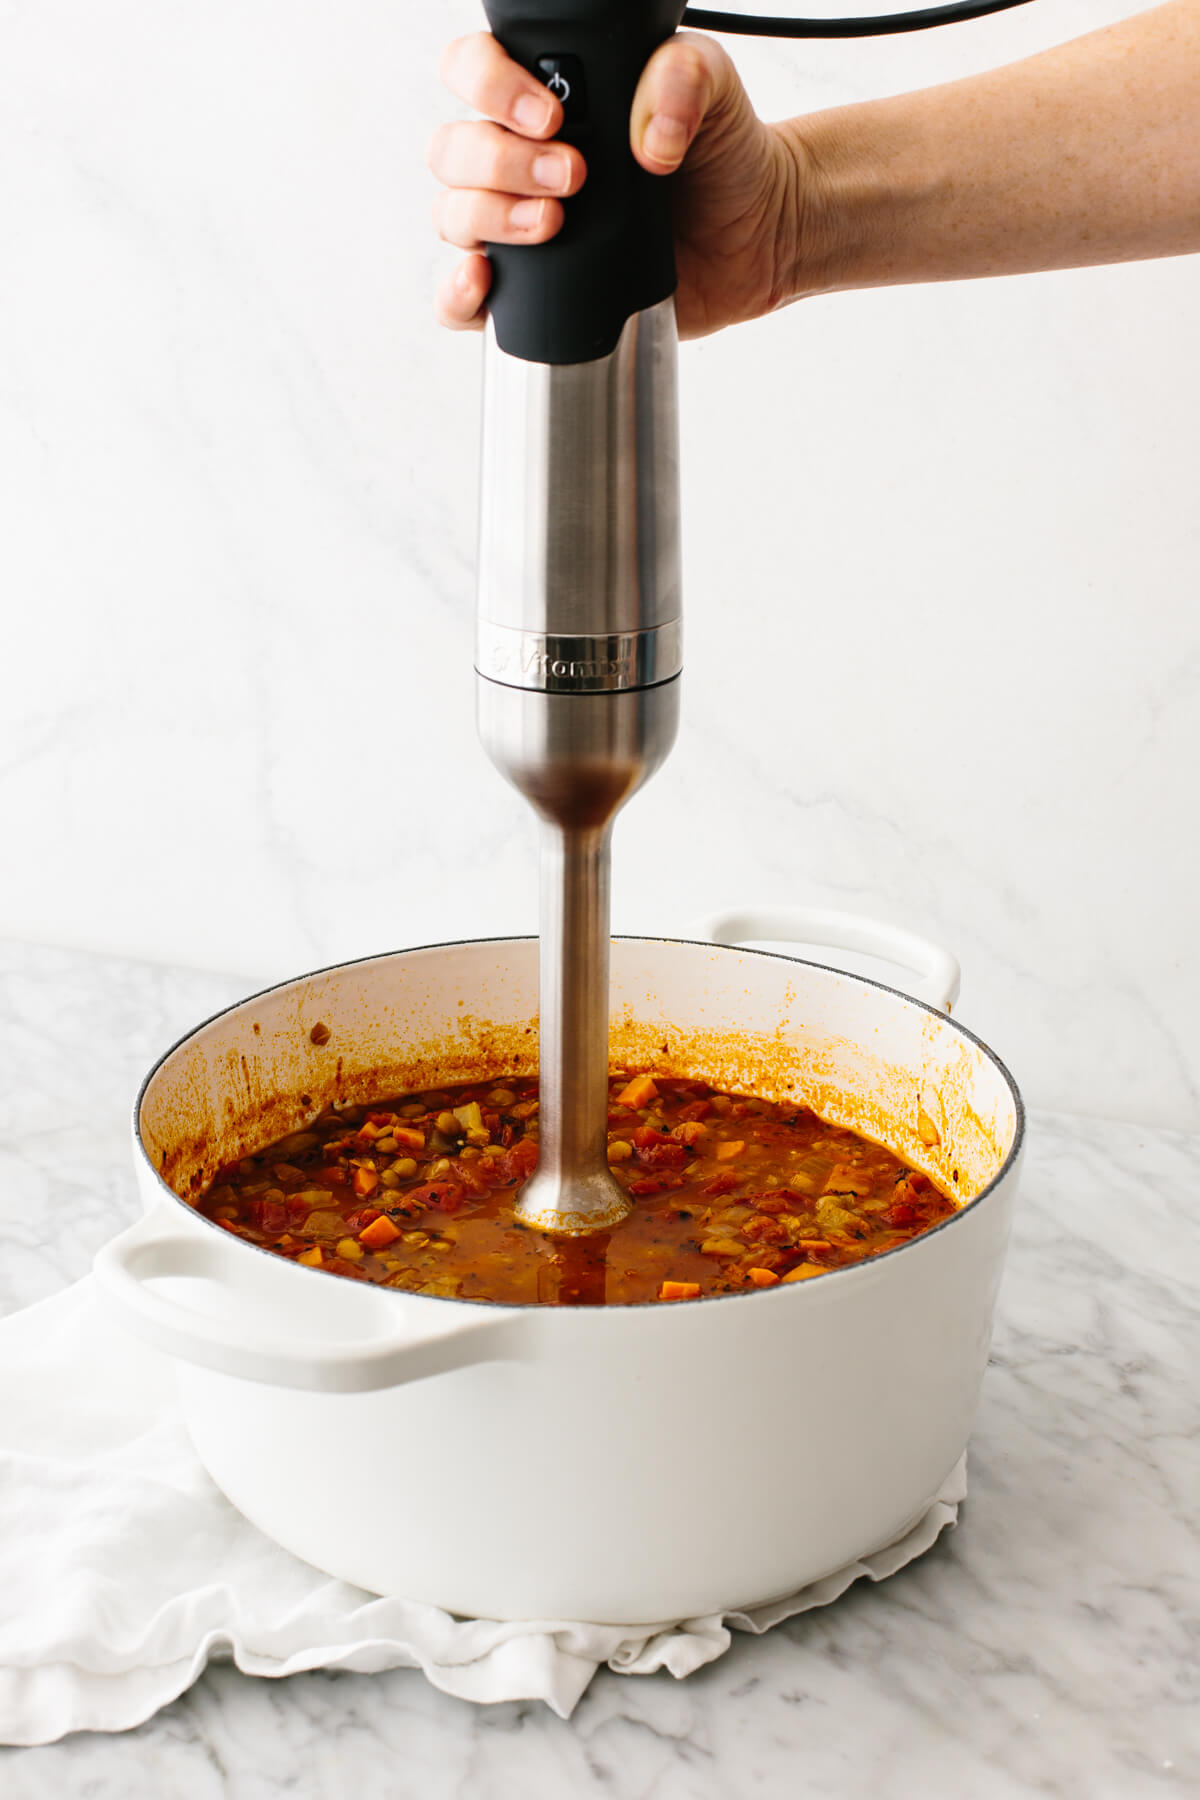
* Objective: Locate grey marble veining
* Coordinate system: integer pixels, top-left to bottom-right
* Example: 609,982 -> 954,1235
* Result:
0,939 -> 1196,1797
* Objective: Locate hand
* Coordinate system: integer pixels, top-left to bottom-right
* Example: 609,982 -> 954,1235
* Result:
428,31 -> 820,340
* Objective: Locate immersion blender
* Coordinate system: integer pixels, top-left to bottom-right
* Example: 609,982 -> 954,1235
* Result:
473,0 -> 1036,1237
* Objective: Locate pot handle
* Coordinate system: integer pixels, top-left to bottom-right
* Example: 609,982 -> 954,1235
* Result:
687,905 -> 961,1012
93,1205 -> 528,1394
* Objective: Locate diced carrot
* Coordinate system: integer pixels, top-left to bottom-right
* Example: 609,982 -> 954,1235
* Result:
358,1215 -> 401,1251
616,1074 -> 658,1109
714,1140 -> 745,1161
633,1125 -> 673,1148
747,1267 -> 780,1288
297,1245 -> 323,1267
658,1280 -> 701,1301
782,1264 -> 821,1282
798,1239 -> 833,1254
391,1127 -> 426,1152
353,1166 -> 379,1199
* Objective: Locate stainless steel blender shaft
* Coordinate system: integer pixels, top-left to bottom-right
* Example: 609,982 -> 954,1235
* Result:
477,683 -> 679,1232
476,298 -> 682,1234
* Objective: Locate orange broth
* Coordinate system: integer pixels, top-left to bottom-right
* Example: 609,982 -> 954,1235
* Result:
197,1072 -> 957,1305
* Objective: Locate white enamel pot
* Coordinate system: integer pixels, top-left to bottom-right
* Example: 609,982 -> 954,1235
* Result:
94,908 -> 1023,1625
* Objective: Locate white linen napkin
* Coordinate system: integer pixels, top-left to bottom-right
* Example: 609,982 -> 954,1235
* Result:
0,1277 -> 967,1745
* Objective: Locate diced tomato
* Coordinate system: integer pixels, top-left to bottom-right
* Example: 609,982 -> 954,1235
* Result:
499,1138 -> 538,1183
450,1158 -> 491,1196
483,1110 -> 501,1132
635,1141 -> 688,1170
286,1195 -> 315,1227
677,1100 -> 711,1122
344,1207 -> 380,1233
500,1124 -> 514,1148
742,1214 -> 788,1244
248,1198 -> 288,1235
325,1257 -> 367,1280
702,1171 -> 741,1198
628,1176 -> 670,1197
322,1166 -> 348,1188
884,1202 -> 918,1227
404,1181 -> 466,1214
468,1156 -> 510,1190
745,1189 -> 792,1214
366,1112 -> 397,1128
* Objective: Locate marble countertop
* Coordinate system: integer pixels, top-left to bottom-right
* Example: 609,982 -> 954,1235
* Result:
0,939 -> 1195,1798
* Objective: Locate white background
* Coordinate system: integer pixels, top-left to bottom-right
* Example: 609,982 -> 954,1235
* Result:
0,0 -> 1196,1128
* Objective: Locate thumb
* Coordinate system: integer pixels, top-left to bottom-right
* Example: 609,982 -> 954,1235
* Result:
631,32 -> 737,174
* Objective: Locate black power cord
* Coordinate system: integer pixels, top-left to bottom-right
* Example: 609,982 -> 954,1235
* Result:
682,0 -> 1035,37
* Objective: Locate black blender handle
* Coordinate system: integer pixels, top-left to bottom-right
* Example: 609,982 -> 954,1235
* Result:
482,0 -> 688,365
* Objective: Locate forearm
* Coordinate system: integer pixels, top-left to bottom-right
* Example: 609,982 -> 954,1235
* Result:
786,0 -> 1200,297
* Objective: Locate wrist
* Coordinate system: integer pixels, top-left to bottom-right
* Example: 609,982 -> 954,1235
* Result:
772,104 -> 924,302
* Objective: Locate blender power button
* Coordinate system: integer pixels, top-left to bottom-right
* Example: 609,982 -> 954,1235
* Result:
536,56 -> 587,123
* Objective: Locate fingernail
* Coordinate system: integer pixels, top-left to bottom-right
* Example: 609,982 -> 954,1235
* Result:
510,199 -> 545,230
533,152 -> 569,192
454,264 -> 474,295
514,93 -> 553,133
644,115 -> 688,165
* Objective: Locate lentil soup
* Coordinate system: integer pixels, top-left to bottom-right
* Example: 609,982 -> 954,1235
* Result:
197,1073 -> 958,1304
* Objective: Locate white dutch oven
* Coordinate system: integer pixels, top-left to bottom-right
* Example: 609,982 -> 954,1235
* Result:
94,908 -> 1023,1624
